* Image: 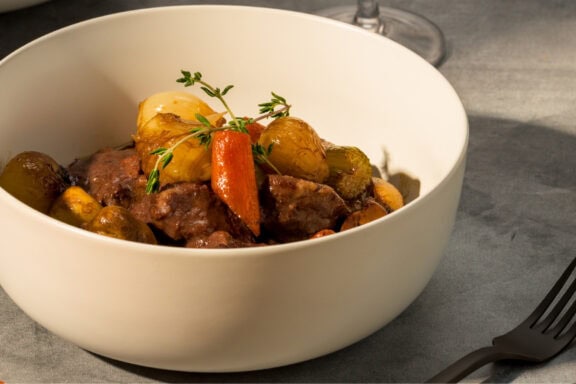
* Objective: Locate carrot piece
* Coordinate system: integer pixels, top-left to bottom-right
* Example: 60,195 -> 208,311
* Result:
245,120 -> 266,143
211,130 -> 261,236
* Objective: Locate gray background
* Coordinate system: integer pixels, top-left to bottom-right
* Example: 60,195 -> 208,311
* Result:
1,0 -> 575,382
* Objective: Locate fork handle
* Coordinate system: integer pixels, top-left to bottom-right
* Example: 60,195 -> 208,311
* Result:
426,346 -> 511,383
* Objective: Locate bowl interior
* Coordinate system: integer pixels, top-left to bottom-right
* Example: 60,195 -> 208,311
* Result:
0,5 -> 466,203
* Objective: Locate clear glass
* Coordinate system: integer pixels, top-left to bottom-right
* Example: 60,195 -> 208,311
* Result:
317,0 -> 446,66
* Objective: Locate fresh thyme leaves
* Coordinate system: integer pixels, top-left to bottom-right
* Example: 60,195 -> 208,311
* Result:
146,169 -> 161,194
252,142 -> 281,175
145,70 -> 292,194
146,148 -> 171,193
253,143 -> 273,159
177,71 -> 244,133
194,113 -> 212,128
145,127 -> 215,194
258,92 -> 291,119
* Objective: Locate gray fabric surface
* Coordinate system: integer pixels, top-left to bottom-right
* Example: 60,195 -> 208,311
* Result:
1,0 -> 575,382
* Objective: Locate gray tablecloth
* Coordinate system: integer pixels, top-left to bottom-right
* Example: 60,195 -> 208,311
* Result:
1,0 -> 575,382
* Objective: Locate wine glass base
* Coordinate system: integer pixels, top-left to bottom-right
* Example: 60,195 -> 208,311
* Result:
317,5 -> 446,66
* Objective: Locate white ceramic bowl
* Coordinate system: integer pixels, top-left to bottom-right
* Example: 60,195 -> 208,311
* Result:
0,0 -> 50,13
0,5 -> 467,372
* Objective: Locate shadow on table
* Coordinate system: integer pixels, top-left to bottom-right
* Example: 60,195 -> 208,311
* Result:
481,360 -> 537,383
480,355 -> 576,384
91,114 -> 576,383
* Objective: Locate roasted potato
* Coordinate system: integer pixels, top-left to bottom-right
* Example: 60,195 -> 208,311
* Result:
49,186 -> 102,227
340,199 -> 388,231
325,145 -> 372,199
137,90 -> 225,129
258,117 -> 329,183
85,205 -> 157,244
134,113 -> 213,185
372,177 -> 404,211
0,151 -> 68,213
134,90 -> 226,187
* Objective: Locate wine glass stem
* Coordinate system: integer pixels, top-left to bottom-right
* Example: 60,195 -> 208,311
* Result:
354,0 -> 383,33
316,1 -> 446,66
356,0 -> 379,18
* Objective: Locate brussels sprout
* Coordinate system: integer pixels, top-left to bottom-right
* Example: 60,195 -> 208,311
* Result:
0,151 -> 68,213
258,117 -> 329,183
85,205 -> 157,244
325,145 -> 372,199
49,186 -> 102,227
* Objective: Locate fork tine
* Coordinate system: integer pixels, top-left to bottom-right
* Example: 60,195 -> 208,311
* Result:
536,267 -> 576,332
523,257 -> 576,328
549,290 -> 576,338
557,313 -> 576,344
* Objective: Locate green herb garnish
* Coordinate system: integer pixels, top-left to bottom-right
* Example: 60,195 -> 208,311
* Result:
145,70 -> 291,193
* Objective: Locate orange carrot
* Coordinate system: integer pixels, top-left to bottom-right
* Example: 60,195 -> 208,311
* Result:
245,120 -> 266,143
211,130 -> 260,236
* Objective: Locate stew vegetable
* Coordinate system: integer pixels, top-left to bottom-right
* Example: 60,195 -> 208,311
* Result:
0,70 -> 407,248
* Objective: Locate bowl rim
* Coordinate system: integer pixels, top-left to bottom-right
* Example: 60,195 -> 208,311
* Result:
0,4 -> 469,257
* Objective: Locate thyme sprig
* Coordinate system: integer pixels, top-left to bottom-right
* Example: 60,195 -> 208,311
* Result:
145,123 -> 227,194
177,70 -> 248,133
258,92 -> 291,119
145,70 -> 291,193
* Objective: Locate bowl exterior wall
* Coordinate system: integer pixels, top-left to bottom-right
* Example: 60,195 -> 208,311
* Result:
0,6 -> 468,371
0,155 -> 464,371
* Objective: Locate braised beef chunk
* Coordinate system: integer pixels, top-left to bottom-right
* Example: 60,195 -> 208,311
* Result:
68,147 -> 141,208
131,182 -> 254,244
65,148 -> 360,247
67,148 -> 256,248
260,174 -> 350,243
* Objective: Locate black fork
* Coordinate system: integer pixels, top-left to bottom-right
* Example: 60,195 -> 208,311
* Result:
427,256 -> 576,383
